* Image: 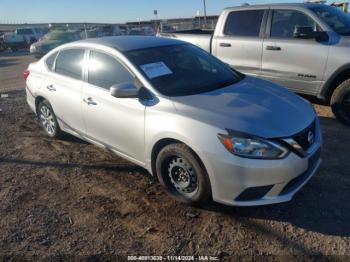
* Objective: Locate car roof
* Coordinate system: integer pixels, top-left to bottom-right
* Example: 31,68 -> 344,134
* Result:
76,36 -> 185,52
224,2 -> 325,10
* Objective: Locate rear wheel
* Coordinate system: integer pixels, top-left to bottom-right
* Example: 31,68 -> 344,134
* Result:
156,143 -> 211,205
331,79 -> 350,126
37,100 -> 62,138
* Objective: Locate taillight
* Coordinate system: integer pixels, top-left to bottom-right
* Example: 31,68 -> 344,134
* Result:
23,69 -> 30,81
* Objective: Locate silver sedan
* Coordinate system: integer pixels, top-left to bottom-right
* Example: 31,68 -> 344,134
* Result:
24,36 -> 322,206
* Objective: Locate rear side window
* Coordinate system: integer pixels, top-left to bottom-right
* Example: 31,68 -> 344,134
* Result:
45,52 -> 58,71
88,51 -> 134,89
224,10 -> 264,37
55,49 -> 85,80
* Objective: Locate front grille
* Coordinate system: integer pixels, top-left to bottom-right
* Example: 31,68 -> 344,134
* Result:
292,121 -> 316,151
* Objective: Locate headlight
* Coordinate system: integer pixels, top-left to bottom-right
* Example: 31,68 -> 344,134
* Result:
218,131 -> 288,159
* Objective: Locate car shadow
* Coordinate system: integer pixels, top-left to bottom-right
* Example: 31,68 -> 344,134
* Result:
203,116 -> 350,237
0,156 -> 147,174
0,50 -> 31,58
60,133 -> 89,145
299,94 -> 329,106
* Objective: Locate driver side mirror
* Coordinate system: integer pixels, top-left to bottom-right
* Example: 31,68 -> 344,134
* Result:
294,26 -> 329,41
110,82 -> 139,98
294,26 -> 315,39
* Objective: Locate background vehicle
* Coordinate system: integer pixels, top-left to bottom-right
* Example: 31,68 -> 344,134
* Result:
159,3 -> 350,125
15,27 -> 43,44
2,32 -> 27,51
84,25 -> 122,38
0,36 -> 6,52
30,30 -> 81,58
24,36 -> 321,207
98,25 -> 122,36
127,28 -> 144,35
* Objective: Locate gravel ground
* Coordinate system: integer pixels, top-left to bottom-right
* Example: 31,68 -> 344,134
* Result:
0,51 -> 349,261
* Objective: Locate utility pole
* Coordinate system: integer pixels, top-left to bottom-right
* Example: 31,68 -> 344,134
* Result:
203,0 -> 207,28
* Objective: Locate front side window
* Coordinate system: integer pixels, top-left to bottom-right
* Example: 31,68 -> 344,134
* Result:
224,10 -> 265,37
45,51 -> 58,71
310,5 -> 350,36
88,51 -> 134,89
271,10 -> 317,38
126,44 -> 241,96
55,49 -> 85,80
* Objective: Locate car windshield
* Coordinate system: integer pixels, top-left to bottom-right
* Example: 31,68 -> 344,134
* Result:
310,5 -> 350,35
125,44 -> 241,96
44,32 -> 79,41
17,28 -> 33,35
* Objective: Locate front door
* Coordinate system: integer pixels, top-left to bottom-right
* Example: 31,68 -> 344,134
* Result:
82,50 -> 145,164
261,9 -> 330,95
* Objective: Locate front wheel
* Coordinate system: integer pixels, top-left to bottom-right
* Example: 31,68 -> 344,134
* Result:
156,143 -> 211,205
331,79 -> 350,125
37,100 -> 62,138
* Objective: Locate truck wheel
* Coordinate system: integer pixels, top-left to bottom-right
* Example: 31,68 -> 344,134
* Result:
156,143 -> 211,205
331,79 -> 350,125
37,100 -> 63,138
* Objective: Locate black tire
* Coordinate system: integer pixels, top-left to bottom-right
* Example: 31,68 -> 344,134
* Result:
37,100 -> 63,138
156,143 -> 211,205
331,79 -> 350,125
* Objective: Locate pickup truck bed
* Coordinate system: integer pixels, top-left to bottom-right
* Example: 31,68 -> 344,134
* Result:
158,29 -> 213,53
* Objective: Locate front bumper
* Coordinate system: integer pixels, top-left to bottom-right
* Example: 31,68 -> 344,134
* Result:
206,121 -> 322,206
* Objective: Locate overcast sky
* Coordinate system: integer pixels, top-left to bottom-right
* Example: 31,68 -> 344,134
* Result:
0,0 -> 318,24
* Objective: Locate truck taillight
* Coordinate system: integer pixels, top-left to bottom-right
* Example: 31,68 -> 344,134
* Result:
23,69 -> 30,81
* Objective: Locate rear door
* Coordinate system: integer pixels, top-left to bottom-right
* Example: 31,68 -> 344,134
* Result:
261,8 -> 330,95
44,48 -> 86,136
212,8 -> 268,77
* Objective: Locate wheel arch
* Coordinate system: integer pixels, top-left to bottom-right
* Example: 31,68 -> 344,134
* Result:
320,64 -> 350,101
150,138 -> 210,184
34,95 -> 51,116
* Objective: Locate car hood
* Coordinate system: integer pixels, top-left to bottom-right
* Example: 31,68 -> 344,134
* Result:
171,76 -> 316,138
33,40 -> 62,50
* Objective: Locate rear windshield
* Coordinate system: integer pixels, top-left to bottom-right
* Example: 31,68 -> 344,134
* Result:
43,31 -> 80,41
125,44 -> 241,96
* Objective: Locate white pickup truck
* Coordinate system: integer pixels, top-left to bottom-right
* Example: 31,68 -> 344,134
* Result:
159,3 -> 350,125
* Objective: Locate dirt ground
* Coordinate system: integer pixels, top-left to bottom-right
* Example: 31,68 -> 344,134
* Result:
0,51 -> 349,261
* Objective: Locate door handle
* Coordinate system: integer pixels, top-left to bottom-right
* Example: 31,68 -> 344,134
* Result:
83,97 -> 97,106
220,43 -> 231,47
46,85 -> 56,91
266,46 -> 281,51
